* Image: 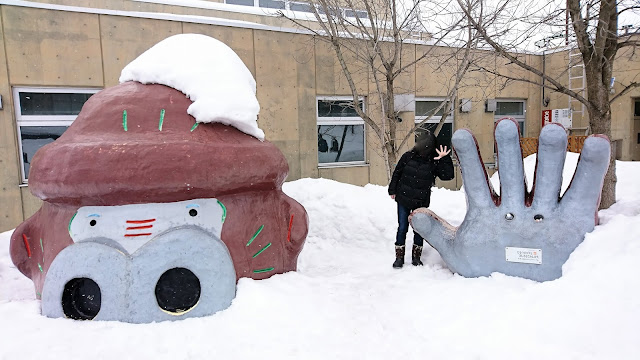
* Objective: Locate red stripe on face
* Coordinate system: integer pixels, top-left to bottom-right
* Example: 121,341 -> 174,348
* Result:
126,219 -> 156,224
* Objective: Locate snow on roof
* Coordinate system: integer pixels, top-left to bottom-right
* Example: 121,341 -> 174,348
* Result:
119,33 -> 264,140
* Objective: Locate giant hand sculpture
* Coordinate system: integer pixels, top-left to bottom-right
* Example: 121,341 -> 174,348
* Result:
410,119 -> 610,281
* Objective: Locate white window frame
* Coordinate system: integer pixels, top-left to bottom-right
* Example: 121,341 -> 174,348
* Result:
316,96 -> 367,168
14,87 -> 100,184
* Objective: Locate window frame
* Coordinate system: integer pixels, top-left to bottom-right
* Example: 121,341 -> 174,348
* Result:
14,86 -> 100,184
316,96 -> 367,168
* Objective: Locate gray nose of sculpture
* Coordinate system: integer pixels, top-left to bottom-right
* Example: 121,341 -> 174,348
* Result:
42,227 -> 236,323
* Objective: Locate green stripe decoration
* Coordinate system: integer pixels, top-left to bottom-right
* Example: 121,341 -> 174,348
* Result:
246,225 -> 264,246
190,122 -> 199,132
217,200 -> 226,223
158,109 -> 166,131
68,212 -> 77,236
36,291 -> 41,298
122,110 -> 128,131
40,238 -> 43,252
252,242 -> 271,258
38,263 -> 43,273
253,267 -> 274,274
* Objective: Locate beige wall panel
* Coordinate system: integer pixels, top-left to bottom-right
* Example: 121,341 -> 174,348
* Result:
495,54 -> 531,99
0,10 -> 23,232
292,36 -> 320,179
100,15 -> 182,86
415,45 -> 459,96
182,23 -> 256,78
20,188 -> 42,221
318,166 -> 369,186
3,7 -> 103,86
253,30 -> 302,178
315,41 -> 368,96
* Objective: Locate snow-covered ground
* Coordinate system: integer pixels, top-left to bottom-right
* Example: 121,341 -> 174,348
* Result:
1,155 -> 639,360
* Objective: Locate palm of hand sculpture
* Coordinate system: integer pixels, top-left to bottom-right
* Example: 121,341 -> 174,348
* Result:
410,119 -> 610,281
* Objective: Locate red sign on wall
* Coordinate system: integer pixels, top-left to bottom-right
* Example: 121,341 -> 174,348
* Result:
542,110 -> 552,127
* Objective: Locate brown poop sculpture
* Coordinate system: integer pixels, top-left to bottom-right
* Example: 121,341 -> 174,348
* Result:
10,81 -> 308,322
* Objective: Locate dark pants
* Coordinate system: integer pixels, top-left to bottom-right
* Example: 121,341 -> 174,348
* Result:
395,203 -> 424,247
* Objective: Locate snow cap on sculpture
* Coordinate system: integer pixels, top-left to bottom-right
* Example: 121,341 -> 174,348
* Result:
120,33 -> 264,140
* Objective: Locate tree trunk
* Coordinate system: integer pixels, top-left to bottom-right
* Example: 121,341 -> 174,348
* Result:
586,81 -> 616,209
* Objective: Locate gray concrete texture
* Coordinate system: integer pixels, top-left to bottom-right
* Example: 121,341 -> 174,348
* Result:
410,119 -> 610,281
42,223 -> 236,323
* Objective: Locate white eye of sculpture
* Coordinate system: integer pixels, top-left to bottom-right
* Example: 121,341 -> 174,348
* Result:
534,214 -> 544,222
505,213 -> 515,221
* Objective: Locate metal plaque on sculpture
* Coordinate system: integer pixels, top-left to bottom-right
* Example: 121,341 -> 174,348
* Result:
505,247 -> 542,265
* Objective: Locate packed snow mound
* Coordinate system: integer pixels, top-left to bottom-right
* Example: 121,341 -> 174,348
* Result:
119,33 -> 264,140
1,155 -> 639,359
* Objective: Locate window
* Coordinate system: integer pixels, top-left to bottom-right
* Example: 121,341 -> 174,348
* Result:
414,98 -> 454,149
14,87 -> 99,183
259,0 -> 285,9
344,9 -> 368,19
225,0 -> 254,6
494,99 -> 526,136
634,99 -> 640,117
317,97 -> 366,166
289,1 -> 313,12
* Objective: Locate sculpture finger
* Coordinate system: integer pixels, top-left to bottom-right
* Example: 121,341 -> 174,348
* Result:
531,124 -> 567,209
494,119 -> 526,208
410,208 -> 456,252
451,129 -> 496,208
560,135 -> 610,216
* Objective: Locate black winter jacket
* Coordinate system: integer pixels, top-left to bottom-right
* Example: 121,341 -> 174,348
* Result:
388,150 -> 454,210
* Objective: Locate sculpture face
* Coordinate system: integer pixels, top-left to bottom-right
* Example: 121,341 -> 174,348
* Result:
10,82 -> 309,322
411,119 -> 610,282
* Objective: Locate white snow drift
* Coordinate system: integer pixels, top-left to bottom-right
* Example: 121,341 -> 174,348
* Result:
1,154 -> 639,359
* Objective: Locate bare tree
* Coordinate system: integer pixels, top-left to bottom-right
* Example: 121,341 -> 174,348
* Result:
456,0 -> 640,208
280,0 -> 477,181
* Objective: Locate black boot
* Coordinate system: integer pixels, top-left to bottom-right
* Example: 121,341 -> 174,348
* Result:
412,245 -> 424,266
392,245 -> 405,268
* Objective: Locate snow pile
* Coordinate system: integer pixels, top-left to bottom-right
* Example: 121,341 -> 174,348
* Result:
1,155 -> 639,359
119,34 -> 264,140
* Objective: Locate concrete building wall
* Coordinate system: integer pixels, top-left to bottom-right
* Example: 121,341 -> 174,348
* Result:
0,1 -> 638,232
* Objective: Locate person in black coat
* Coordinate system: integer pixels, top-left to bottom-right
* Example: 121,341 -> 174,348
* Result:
388,131 -> 454,268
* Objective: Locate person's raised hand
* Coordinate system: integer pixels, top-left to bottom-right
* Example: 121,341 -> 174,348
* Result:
410,119 -> 610,281
434,145 -> 451,160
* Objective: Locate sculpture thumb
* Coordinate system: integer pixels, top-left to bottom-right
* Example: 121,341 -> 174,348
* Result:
410,208 -> 456,250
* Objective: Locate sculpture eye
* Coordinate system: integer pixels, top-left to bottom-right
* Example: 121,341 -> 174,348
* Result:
189,209 -> 198,217
90,219 -> 97,227
505,213 -> 515,221
534,214 -> 544,222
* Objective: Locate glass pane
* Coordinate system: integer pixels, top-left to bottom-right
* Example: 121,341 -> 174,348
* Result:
318,125 -> 365,163
519,121 -> 525,136
318,100 -> 363,117
290,2 -> 313,12
316,5 -> 340,16
20,126 -> 68,179
634,100 -> 640,117
415,123 -> 453,150
226,0 -> 254,5
495,101 -> 524,116
19,92 -> 94,116
415,101 -> 446,117
345,9 -> 368,19
259,0 -> 285,9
